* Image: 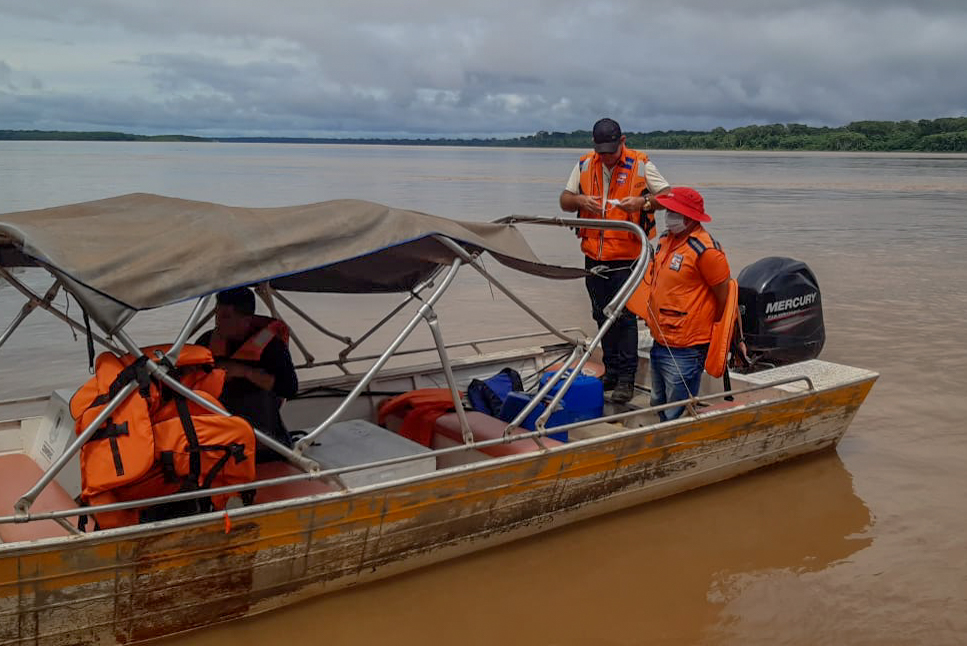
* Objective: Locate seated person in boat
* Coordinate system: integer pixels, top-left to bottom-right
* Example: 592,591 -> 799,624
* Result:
644,187 -> 731,421
196,287 -> 298,461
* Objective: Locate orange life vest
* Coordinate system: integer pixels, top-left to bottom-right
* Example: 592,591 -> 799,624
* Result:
577,147 -> 656,260
641,228 -> 724,348
704,278 -> 739,378
209,316 -> 289,362
377,389 -> 459,447
70,344 -> 255,529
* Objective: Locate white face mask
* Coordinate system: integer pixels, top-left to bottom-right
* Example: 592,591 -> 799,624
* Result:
665,211 -> 687,234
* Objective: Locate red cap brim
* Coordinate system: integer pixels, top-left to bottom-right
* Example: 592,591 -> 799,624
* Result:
654,194 -> 712,222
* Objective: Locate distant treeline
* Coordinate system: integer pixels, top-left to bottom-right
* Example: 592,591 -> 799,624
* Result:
512,117 -> 967,152
3,117 -> 967,151
0,130 -> 207,142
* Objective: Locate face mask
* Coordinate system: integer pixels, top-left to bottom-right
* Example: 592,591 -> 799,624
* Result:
665,211 -> 687,234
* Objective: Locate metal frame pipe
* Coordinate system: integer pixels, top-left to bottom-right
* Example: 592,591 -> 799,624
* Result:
256,284 -> 316,368
433,236 -> 581,347
336,270 -> 442,365
115,330 -> 323,474
293,260 -> 464,453
15,379 -> 139,515
423,311 -> 473,444
0,268 -> 121,353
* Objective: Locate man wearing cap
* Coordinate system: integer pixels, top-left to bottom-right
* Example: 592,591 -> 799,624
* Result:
559,117 -> 670,403
644,187 -> 731,421
196,287 -> 299,461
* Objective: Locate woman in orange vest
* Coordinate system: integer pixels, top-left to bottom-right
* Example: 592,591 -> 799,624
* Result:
196,287 -> 298,461
559,118 -> 670,403
644,187 -> 731,421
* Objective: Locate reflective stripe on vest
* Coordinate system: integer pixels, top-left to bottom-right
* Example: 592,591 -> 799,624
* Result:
211,317 -> 288,362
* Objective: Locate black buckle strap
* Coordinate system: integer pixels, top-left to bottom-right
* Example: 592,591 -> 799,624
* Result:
174,396 -> 202,480
159,450 -> 178,484
91,355 -> 152,407
88,418 -> 129,477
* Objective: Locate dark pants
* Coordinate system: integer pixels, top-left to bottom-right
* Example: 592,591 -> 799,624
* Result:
585,257 -> 638,383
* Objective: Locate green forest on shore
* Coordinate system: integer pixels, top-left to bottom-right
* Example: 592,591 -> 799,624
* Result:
3,117 -> 967,151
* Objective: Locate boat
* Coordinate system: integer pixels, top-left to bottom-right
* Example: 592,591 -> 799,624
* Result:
0,193 -> 877,645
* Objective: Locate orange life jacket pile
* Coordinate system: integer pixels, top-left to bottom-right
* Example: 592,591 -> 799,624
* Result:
70,344 -> 256,529
377,388 -> 459,447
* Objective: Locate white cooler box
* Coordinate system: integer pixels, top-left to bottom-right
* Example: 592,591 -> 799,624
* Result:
303,419 -> 436,488
29,388 -> 82,499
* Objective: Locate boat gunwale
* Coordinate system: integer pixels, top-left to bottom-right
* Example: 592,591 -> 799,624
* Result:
0,365 -> 877,554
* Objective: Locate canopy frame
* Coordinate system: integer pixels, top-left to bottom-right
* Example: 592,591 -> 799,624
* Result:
5,214 -> 648,520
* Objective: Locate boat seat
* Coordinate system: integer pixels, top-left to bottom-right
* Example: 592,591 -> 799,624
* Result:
253,461 -> 336,504
0,453 -> 78,543
433,411 -> 564,458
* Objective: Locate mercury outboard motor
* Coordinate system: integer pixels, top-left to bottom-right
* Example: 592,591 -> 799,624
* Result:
736,257 -> 824,371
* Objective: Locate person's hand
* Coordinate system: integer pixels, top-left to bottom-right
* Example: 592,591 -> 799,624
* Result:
578,194 -> 603,212
615,196 -> 648,212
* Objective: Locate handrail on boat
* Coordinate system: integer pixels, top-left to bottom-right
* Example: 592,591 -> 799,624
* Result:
0,372 -> 819,529
299,327 -> 588,372
480,216 -> 651,435
293,260 -> 470,451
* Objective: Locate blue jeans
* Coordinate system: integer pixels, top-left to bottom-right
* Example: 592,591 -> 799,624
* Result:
650,344 -> 708,421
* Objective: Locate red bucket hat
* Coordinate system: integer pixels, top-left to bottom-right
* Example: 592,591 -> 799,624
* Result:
654,187 -> 711,222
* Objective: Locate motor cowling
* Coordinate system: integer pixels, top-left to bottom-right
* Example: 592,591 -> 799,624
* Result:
736,257 -> 825,371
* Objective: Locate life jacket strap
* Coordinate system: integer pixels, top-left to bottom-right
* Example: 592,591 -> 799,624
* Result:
88,418 -> 130,477
174,396 -> 202,480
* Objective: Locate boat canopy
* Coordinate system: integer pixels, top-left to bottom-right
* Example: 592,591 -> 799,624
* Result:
0,193 -> 584,332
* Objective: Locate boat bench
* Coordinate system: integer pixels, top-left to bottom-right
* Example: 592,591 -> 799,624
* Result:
0,453 -> 78,543
433,411 -> 564,457
252,461 -> 337,504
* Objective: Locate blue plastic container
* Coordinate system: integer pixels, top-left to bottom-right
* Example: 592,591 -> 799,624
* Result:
497,370 -> 605,442
540,369 -> 605,422
497,391 -> 568,442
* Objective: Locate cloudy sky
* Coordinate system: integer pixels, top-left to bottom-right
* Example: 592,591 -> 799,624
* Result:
1,1 -> 965,138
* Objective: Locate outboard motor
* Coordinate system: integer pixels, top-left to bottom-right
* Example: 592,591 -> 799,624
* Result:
736,257 -> 825,371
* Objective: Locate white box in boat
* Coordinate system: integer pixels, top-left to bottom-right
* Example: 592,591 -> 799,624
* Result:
302,419 -> 435,488
29,388 -> 82,498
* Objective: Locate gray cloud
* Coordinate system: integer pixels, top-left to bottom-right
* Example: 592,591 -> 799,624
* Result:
0,61 -> 14,90
0,1 -> 965,137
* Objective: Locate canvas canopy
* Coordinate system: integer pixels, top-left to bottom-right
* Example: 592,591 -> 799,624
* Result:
0,193 -> 585,333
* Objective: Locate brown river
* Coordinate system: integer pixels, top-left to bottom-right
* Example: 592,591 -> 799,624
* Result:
1,143 -> 965,644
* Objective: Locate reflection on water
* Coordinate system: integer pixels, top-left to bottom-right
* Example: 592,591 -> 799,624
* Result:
166,453 -> 869,646
2,145 -> 967,644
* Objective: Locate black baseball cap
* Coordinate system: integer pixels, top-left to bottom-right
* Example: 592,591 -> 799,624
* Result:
592,118 -> 622,153
217,286 -> 256,314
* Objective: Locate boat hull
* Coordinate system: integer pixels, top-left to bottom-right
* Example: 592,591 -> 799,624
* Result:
0,372 -> 874,646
